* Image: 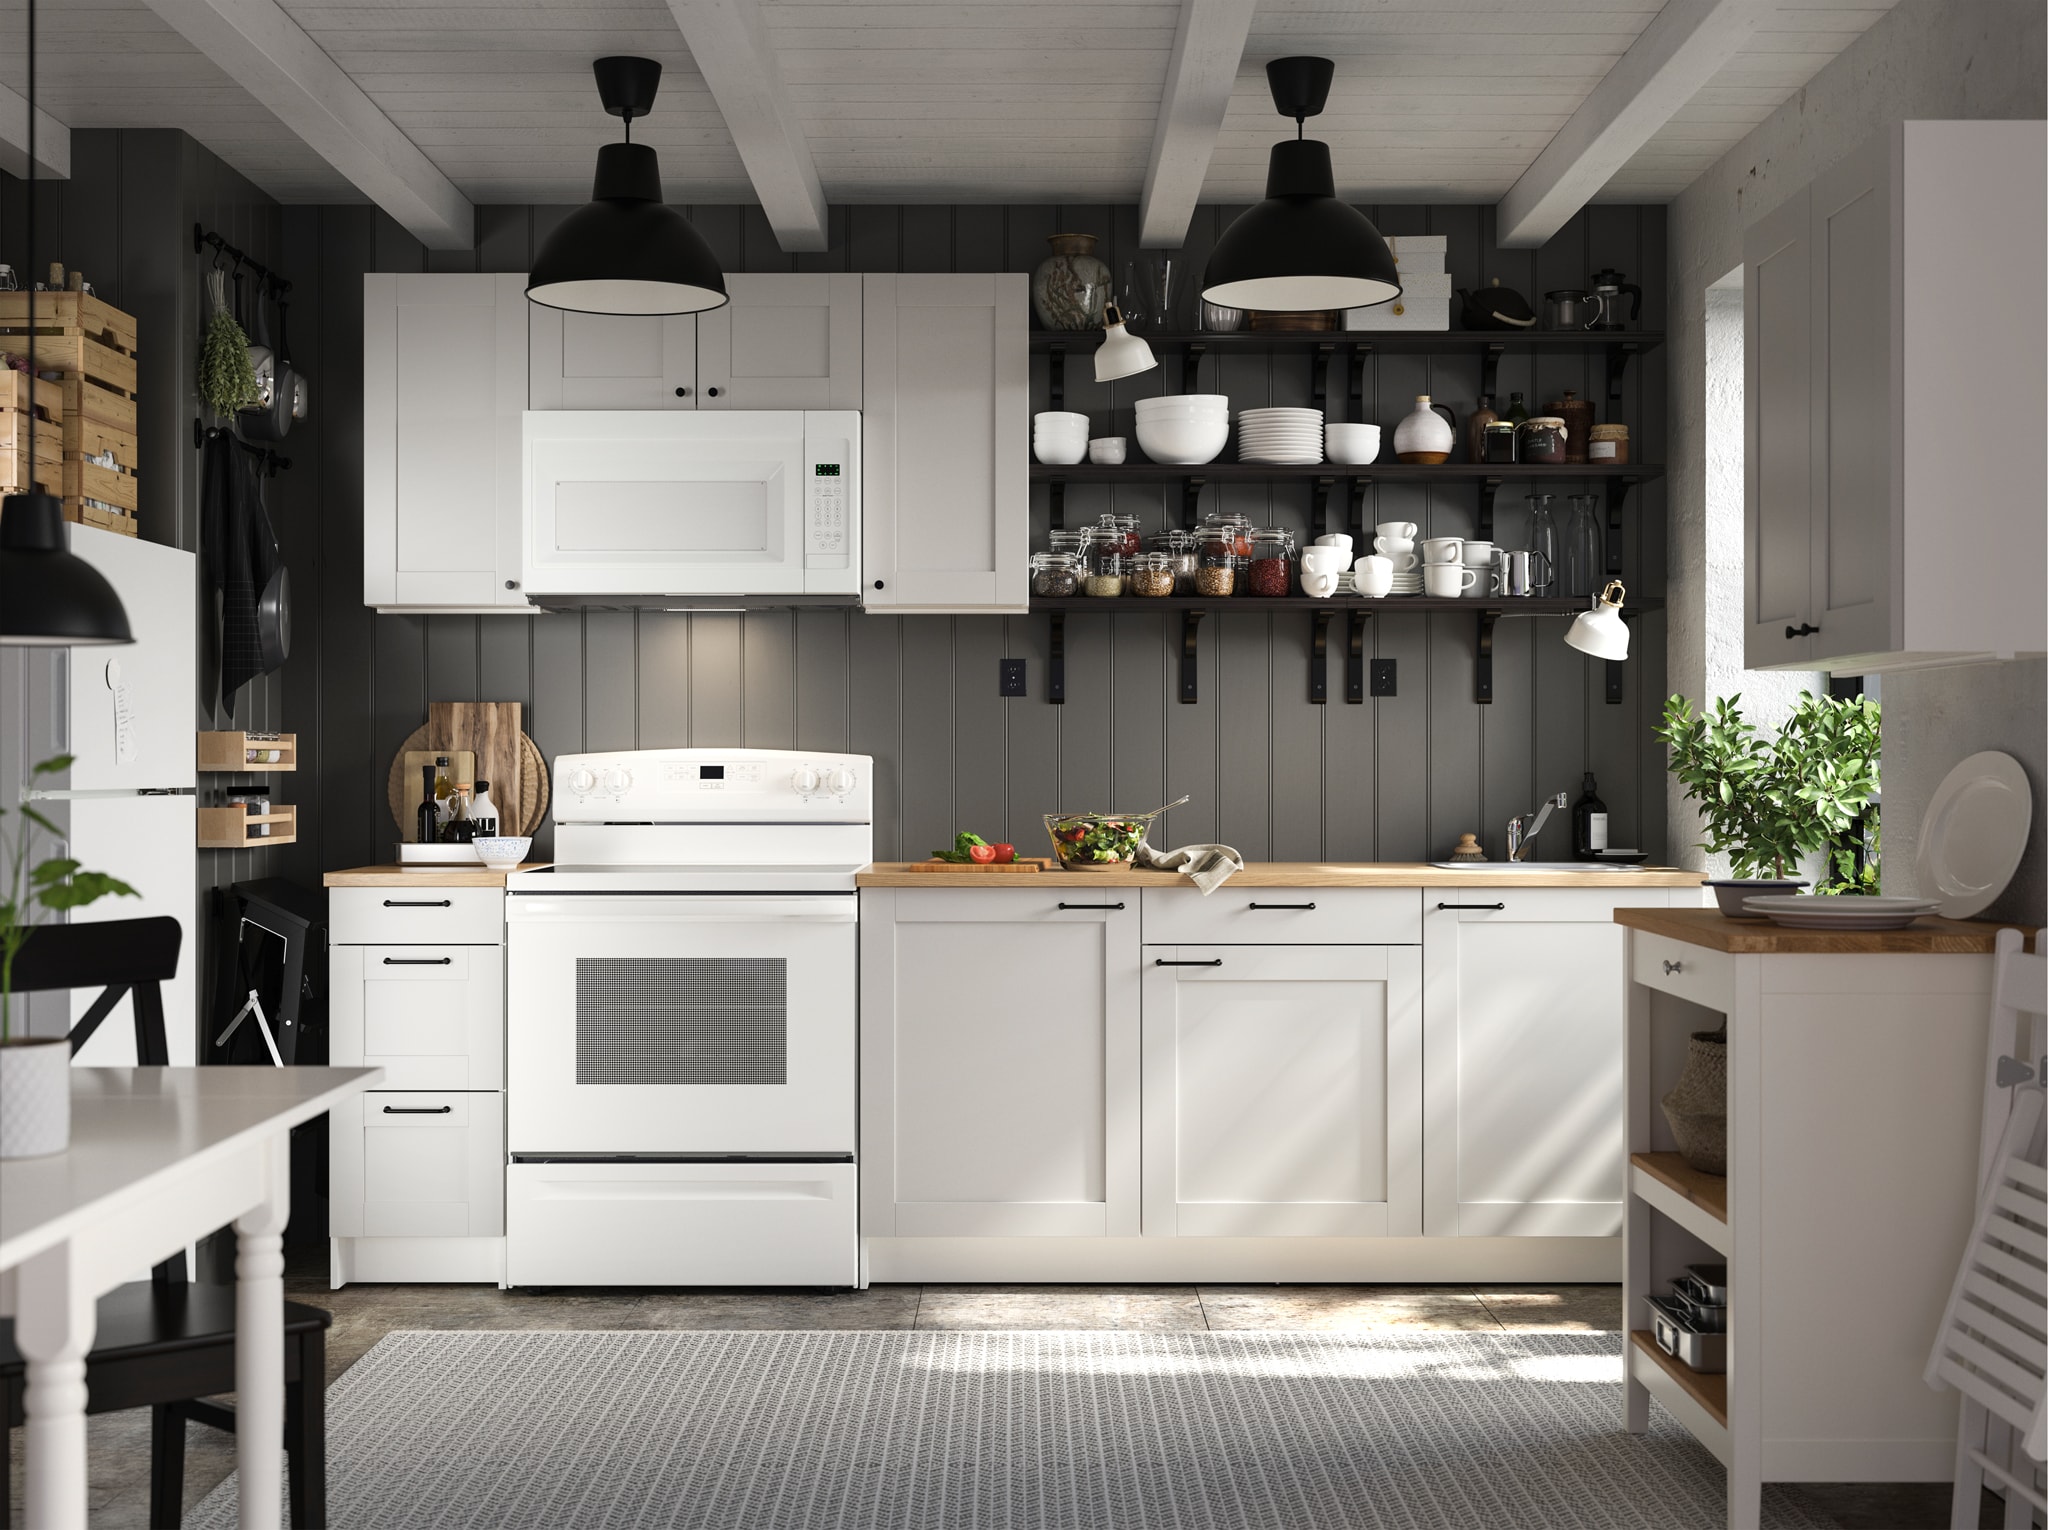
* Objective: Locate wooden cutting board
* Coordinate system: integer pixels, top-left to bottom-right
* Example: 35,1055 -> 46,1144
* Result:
427,702 -> 522,812
902,858 -> 1052,873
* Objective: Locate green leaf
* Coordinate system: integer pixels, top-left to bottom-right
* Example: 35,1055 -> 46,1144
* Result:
28,858 -> 79,886
31,754 -> 75,777
19,806 -> 61,836
37,871 -> 137,911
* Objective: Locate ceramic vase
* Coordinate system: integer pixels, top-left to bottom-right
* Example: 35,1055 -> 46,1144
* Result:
0,1035 -> 71,1159
1392,395 -> 1457,464
1661,1027 -> 1727,1176
1031,234 -> 1110,331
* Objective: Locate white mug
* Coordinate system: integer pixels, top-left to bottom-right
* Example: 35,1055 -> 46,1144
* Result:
1300,568 -> 1340,598
1376,521 -> 1418,541
1424,563 -> 1478,597
1353,554 -> 1394,598
1300,545 -> 1347,575
1370,540 -> 1419,571
1421,536 -> 1465,566
1313,533 -> 1355,560
1087,436 -> 1127,465
1460,539 -> 1496,567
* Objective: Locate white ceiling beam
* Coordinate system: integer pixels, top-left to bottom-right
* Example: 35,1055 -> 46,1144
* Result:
0,83 -> 70,181
666,0 -> 829,253
134,0 -> 472,249
1495,0 -> 1770,249
1139,0 -> 1257,249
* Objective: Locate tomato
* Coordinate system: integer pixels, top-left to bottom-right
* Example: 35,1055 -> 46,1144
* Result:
991,843 -> 1015,864
967,843 -> 997,864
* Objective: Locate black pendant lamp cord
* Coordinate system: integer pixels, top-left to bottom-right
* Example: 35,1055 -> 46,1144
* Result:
24,0 -> 36,470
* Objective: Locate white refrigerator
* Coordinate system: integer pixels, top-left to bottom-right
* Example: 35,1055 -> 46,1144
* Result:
46,528 -> 200,1066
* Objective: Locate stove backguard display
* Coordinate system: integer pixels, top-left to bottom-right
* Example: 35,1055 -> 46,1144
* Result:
574,956 -> 788,1086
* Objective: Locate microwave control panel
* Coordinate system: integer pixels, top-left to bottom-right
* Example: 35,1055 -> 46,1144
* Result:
803,418 -> 857,574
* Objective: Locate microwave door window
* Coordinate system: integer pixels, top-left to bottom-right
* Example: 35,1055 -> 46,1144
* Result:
552,472 -> 787,561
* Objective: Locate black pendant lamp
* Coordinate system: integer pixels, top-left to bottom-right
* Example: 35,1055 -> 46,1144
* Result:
1201,57 -> 1402,314
0,0 -> 132,647
527,57 -> 728,316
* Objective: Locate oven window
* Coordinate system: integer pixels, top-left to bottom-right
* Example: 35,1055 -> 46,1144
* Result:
574,957 -> 787,1085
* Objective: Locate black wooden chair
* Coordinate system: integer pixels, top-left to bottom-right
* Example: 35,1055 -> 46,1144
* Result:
0,916 -> 330,1528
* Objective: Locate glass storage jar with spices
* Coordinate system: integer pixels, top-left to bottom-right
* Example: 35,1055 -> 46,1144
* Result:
1246,528 -> 1295,597
1197,512 -> 1253,559
1150,529 -> 1199,593
1030,551 -> 1081,597
1195,542 -> 1239,597
1483,421 -> 1519,465
1093,512 -> 1142,558
1517,416 -> 1568,466
1084,540 -> 1125,598
1588,423 -> 1629,464
1128,552 -> 1176,598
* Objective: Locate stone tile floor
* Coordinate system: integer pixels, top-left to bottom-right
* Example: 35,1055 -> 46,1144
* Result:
5,1261 -> 1999,1527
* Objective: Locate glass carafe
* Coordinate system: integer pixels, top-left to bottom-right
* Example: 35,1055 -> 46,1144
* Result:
1562,493 -> 1602,598
1524,493 -> 1558,595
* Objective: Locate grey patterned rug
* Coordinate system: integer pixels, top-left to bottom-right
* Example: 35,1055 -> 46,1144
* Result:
190,1329 -> 1835,1528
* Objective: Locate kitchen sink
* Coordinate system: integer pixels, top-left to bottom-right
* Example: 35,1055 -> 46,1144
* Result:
1427,861 -> 1644,873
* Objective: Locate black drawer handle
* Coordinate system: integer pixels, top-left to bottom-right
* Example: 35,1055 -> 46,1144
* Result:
1155,958 -> 1224,967
1248,901 -> 1316,910
1786,622 -> 1820,638
383,957 -> 453,966
382,899 -> 451,908
1663,959 -> 1684,975
381,1105 -> 453,1115
1058,902 -> 1126,911
1437,901 -> 1506,911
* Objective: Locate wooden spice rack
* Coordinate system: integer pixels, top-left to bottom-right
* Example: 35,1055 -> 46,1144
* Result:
0,291 -> 141,537
197,803 -> 297,849
197,730 -> 298,772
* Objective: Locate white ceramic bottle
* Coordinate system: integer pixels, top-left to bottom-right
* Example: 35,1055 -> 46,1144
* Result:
1393,395 -> 1458,464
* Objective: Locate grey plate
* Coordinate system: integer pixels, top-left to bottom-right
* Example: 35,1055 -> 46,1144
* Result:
1740,894 -> 1943,930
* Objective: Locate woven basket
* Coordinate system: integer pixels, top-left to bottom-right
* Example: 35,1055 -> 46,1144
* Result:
1661,1028 -> 1727,1176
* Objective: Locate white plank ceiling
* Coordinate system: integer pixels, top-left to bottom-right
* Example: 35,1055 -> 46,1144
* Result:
0,0 -> 1899,213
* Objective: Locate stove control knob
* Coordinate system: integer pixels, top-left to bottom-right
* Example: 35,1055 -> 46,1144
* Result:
826,766 -> 858,798
792,765 -> 822,796
568,766 -> 598,796
602,765 -> 632,795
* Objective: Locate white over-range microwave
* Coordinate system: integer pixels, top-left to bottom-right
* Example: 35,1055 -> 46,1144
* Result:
520,410 -> 858,603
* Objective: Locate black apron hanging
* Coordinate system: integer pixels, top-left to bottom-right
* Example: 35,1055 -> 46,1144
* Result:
204,432 -> 286,714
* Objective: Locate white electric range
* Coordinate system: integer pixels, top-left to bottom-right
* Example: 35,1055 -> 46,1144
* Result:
503,747 -> 871,1288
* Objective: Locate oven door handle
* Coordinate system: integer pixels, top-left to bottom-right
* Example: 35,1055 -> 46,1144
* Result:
505,896 -> 856,924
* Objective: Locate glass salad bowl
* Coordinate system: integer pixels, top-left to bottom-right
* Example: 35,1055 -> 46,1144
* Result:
1043,797 -> 1186,870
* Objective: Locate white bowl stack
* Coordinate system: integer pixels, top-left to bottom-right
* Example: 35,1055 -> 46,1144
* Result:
1134,394 -> 1229,466
1033,411 -> 1090,465
1236,406 -> 1324,465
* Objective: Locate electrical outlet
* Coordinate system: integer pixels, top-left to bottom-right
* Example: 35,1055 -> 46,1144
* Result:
1370,658 -> 1397,697
999,658 -> 1027,698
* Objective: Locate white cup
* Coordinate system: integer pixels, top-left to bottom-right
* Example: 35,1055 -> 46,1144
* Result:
1324,423 -> 1381,466
1088,436 -> 1127,465
1421,537 -> 1465,566
1424,563 -> 1478,597
1300,568 -> 1339,599
1299,545 -> 1347,575
1377,521 -> 1419,541
1353,555 -> 1394,598
1460,539 -> 1497,567
1313,533 -> 1355,560
1372,540 -> 1419,571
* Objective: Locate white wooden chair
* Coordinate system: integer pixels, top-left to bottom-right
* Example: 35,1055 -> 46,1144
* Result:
1926,927 -> 2048,1530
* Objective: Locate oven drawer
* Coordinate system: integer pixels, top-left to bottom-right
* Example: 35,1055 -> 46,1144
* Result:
331,945 -> 503,1090
1142,886 -> 1421,945
330,1091 -> 504,1239
332,887 -> 504,946
506,1160 -> 857,1286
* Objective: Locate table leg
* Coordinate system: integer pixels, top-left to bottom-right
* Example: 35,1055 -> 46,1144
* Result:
235,1136 -> 290,1530
15,1240 -> 95,1530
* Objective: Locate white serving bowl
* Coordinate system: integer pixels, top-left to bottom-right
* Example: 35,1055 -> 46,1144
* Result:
1135,394 -> 1229,413
1034,410 -> 1089,431
1130,408 -> 1229,427
1135,416 -> 1228,466
1033,435 -> 1087,465
1325,423 -> 1381,465
1087,436 -> 1127,465
472,835 -> 533,870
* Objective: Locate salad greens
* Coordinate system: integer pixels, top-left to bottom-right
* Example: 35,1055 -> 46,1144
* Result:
930,831 -> 991,864
1049,815 -> 1147,866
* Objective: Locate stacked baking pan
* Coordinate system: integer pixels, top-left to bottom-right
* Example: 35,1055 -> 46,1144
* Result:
1647,1263 -> 1727,1373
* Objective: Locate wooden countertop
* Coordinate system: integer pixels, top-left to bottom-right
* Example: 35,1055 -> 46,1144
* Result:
1615,906 -> 2032,954
857,861 -> 1706,888
323,864 -> 548,888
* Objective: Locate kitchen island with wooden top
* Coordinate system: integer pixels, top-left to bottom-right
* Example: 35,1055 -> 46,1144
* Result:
857,861 -> 1705,888
323,863 -> 548,888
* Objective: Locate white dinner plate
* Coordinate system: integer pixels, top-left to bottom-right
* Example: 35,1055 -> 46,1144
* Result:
1740,894 -> 1942,930
1916,750 -> 2033,919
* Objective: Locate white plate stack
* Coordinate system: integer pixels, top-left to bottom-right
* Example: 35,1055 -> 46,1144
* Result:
1236,406 -> 1324,465
1345,235 -> 1451,332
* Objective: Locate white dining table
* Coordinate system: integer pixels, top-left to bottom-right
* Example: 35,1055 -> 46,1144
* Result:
0,1065 -> 381,1529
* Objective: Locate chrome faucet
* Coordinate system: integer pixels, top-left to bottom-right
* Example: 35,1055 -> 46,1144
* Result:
1506,792 -> 1569,861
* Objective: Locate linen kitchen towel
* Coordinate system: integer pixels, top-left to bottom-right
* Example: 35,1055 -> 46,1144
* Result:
1136,842 -> 1244,894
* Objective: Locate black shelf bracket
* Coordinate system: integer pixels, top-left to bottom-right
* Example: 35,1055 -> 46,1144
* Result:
1605,339 -> 1642,404
1048,611 -> 1066,705
1475,610 -> 1500,704
1047,341 -> 1067,413
1179,610 -> 1205,704
1348,476 -> 1370,544
1181,476 -> 1206,527
1480,342 -> 1506,400
1310,610 -> 1332,704
1312,476 -> 1337,540
1309,341 -> 1337,413
1345,609 -> 1368,703
1477,477 -> 1504,544
1604,475 -> 1640,576
1606,613 -> 1637,705
1179,339 -> 1207,397
1348,346 -> 1370,422
1048,478 -> 1066,532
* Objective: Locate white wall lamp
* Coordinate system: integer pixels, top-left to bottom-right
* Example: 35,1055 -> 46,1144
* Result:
1564,580 -> 1632,661
1093,299 -> 1158,383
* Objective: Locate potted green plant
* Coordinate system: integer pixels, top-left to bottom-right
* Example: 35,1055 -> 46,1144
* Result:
1,754 -> 136,1159
1655,691 -> 1882,918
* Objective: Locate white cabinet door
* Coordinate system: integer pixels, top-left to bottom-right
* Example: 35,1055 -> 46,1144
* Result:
1141,945 -> 1422,1237
1422,889 -> 1668,1237
860,888 -> 1140,1237
364,273 -> 530,611
697,273 -> 861,410
331,944 -> 505,1091
329,1090 -> 505,1239
861,272 -> 1028,612
1744,187 -> 1816,671
528,308 -> 696,408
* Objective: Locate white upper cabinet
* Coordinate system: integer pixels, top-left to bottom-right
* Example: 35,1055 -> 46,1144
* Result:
529,309 -> 696,409
862,272 -> 1028,612
1743,120 -> 2047,673
697,273 -> 862,410
363,273 -> 531,612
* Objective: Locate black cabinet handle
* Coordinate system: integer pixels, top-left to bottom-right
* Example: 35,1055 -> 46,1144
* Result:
383,957 -> 453,966
675,386 -> 690,397
381,1105 -> 453,1115
1436,901 -> 1506,911
1155,958 -> 1224,967
706,386 -> 721,397
1663,959 -> 1684,975
1058,902 -> 1126,911
1786,622 -> 1820,638
873,580 -> 885,590
382,899 -> 451,908
1248,901 -> 1316,910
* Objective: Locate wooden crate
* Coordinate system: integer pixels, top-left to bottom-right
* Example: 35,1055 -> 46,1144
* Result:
198,803 -> 297,849
67,414 -> 136,465
1,370 -> 63,422
59,376 -> 136,433
63,457 -> 138,513
68,502 -> 138,537
198,731 -> 298,772
0,332 -> 139,395
0,411 -> 61,471
0,292 -> 138,354
0,449 -> 60,496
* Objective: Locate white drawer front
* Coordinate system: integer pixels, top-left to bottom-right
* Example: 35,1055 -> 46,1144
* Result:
1630,932 -> 1733,1014
331,945 -> 504,1089
331,886 -> 504,946
1143,886 -> 1421,945
329,1091 -> 504,1239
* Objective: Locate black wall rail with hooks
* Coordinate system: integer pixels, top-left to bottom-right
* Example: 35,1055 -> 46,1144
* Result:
193,224 -> 293,296
195,421 -> 291,477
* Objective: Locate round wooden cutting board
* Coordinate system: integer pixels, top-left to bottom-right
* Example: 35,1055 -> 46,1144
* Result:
387,727 -> 550,839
